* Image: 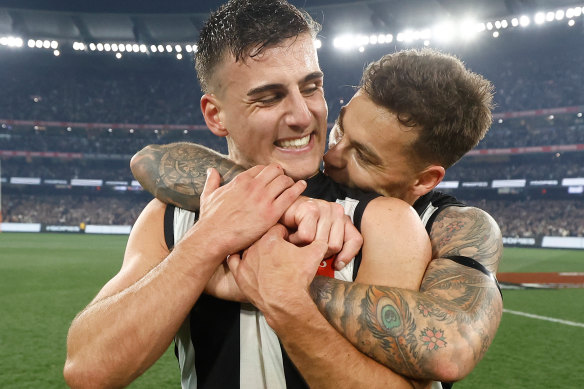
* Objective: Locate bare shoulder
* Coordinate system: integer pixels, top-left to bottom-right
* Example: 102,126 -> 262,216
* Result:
357,196 -> 431,289
428,205 -> 502,273
92,199 -> 170,302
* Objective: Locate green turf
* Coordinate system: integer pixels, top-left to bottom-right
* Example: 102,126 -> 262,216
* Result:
1,234 -> 583,388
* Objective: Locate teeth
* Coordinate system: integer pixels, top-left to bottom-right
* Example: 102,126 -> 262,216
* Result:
276,134 -> 311,148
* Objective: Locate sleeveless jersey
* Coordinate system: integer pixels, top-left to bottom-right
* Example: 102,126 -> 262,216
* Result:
165,172 -> 379,389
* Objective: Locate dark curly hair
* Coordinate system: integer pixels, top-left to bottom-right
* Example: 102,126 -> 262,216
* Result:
361,49 -> 494,169
195,0 -> 321,93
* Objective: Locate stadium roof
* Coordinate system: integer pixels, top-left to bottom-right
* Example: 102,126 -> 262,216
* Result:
0,0 -> 581,43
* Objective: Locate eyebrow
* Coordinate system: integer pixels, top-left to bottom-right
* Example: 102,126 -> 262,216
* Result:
339,105 -> 382,165
247,71 -> 324,97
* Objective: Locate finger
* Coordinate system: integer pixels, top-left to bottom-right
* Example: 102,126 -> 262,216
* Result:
288,202 -> 318,245
272,180 -> 307,216
324,217 -> 345,258
253,163 -> 285,186
201,168 -> 221,199
265,223 -> 290,241
265,174 -> 296,202
242,165 -> 266,179
226,252 -> 242,276
305,239 -> 330,269
334,222 -> 363,270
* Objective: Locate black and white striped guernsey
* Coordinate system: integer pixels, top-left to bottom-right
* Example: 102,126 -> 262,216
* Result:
164,171 -> 380,389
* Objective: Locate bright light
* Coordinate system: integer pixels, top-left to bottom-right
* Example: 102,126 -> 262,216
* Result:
43,40 -> 50,48
183,130 -> 188,134
568,19 -> 576,26
104,43 -> 111,51
566,8 -> 575,18
166,45 -> 172,52
477,23 -> 486,32
460,19 -> 479,40
501,20 -> 508,28
115,52 -> 122,59
314,39 -> 322,49
108,128 -> 113,133
53,49 -> 60,56
89,43 -> 96,51
192,45 -> 198,52
129,129 -> 134,133
548,115 -> 554,120
112,43 -> 118,51
494,20 -> 502,29
511,18 -> 519,27
151,45 -> 157,52
578,113 -> 583,118
185,45 -> 192,53
385,34 -> 393,43
423,40 -> 430,46
158,44 -> 164,52
132,44 -> 139,52
358,46 -> 364,52
370,34 -> 377,44
555,10 -> 565,21
519,15 -> 530,27
28,39 -> 35,48
433,22 -> 455,43
140,44 -> 147,53
498,119 -> 504,124
97,43 -> 104,51
119,44 -> 125,52
486,22 -> 493,30
35,39 -> 43,48
546,12 -> 555,22
67,127 -> 72,131
378,34 -> 385,43
176,53 -> 183,60
575,7 -> 583,17
175,44 -> 182,52
493,31 -> 500,38
535,12 -> 545,24
51,40 -> 58,49
125,44 -> 132,52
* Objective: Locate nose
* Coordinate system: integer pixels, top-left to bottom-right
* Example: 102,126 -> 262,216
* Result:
284,90 -> 312,130
323,139 -> 346,169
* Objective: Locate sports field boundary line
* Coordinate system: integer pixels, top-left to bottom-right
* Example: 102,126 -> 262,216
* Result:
503,309 -> 584,328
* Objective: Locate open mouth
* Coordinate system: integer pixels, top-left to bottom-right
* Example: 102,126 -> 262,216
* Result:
274,133 -> 311,149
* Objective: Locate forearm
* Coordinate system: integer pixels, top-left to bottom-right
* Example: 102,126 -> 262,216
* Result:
267,292 -> 421,389
310,267 -> 503,382
65,235 -> 222,387
130,142 -> 245,211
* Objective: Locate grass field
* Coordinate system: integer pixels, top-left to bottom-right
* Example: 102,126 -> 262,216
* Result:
1,233 -> 583,388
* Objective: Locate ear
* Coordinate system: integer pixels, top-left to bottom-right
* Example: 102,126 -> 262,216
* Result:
411,165 -> 445,197
201,94 -> 228,137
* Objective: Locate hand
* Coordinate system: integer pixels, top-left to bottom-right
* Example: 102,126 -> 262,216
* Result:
226,224 -> 328,319
204,262 -> 246,302
280,197 -> 363,270
197,164 -> 306,256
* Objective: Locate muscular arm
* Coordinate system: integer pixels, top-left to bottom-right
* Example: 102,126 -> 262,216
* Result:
131,142 -> 245,211
310,206 -> 503,382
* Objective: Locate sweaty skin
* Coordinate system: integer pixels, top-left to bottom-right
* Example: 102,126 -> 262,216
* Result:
131,141 -> 502,382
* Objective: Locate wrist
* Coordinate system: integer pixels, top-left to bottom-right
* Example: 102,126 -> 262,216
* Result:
263,290 -> 315,332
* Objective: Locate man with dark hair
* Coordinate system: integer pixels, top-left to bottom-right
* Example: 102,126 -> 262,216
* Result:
64,1 -> 432,388
133,28 -> 502,389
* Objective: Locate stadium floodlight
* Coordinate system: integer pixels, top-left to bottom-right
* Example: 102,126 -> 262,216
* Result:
112,43 -> 118,51
43,40 -> 50,49
575,7 -> 582,17
568,19 -> 576,26
104,43 -> 111,51
119,44 -> 125,52
97,43 -> 104,51
28,39 -> 35,48
486,22 -> 493,30
35,40 -> 43,48
423,40 -> 430,46
185,45 -> 192,53
140,44 -> 147,53
158,44 -> 164,52
535,12 -> 545,24
89,43 -> 96,51
566,8 -> 575,18
577,113 -> 583,118
498,119 -> 504,124
176,53 -> 183,60
370,34 -> 378,44
125,43 -> 132,52
493,31 -> 500,38
501,20 -> 509,28
132,44 -> 139,52
115,53 -> 122,59
314,39 -> 322,49
108,128 -> 113,133
53,50 -> 60,56
555,10 -> 565,20
51,41 -> 58,49
175,44 -> 182,52
183,130 -> 188,134
511,18 -> 519,27
519,15 -> 530,27
192,45 -> 198,52
385,34 -> 393,43
166,44 -> 172,52
151,45 -> 157,52
129,129 -> 134,133
433,22 -> 455,43
460,19 -> 480,40
358,46 -> 364,52
546,11 -> 555,22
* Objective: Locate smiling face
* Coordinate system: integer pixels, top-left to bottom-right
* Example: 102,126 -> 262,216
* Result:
202,33 -> 327,181
323,90 -> 434,204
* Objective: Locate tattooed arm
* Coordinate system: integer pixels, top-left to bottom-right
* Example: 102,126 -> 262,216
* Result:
310,205 -> 503,382
130,142 -> 245,211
